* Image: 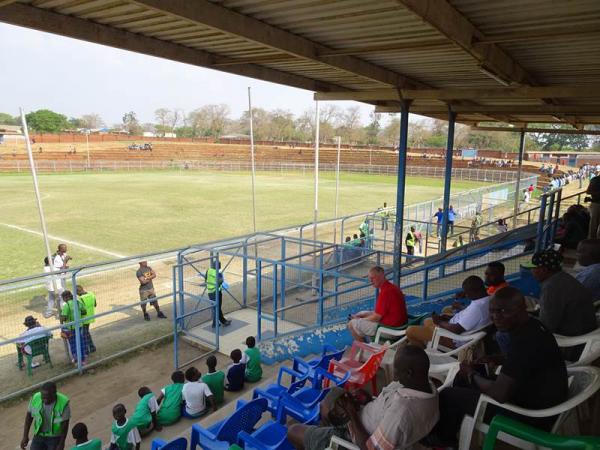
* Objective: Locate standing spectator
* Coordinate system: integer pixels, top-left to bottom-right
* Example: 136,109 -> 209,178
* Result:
348,266 -> 407,342
76,285 -> 96,354
415,229 -> 423,254
136,261 -> 166,321
528,183 -> 535,194
448,205 -> 456,235
43,257 -> 58,318
575,239 -> 600,302
60,290 -> 88,366
405,226 -> 416,256
206,259 -> 230,328
522,188 -> 531,206
53,244 -> 71,302
586,172 -> 600,238
469,212 -> 482,242
21,381 -> 70,450
433,208 -> 443,236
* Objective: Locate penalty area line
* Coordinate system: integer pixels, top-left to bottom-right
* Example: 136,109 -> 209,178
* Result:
0,222 -> 126,259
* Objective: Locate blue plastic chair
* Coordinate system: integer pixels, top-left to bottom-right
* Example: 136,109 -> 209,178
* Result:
190,398 -> 268,450
254,367 -> 349,424
292,344 -> 345,382
151,437 -> 188,450
252,366 -> 308,413
238,401 -> 294,450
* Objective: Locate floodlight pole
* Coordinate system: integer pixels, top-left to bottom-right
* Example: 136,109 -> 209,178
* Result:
333,136 -> 341,244
512,131 -> 526,229
20,107 -> 56,288
85,130 -> 90,170
248,87 -> 257,234
440,107 -> 456,254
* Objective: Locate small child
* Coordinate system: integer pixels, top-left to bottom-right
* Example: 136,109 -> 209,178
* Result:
130,387 -> 161,436
202,355 -> 225,405
241,336 -> 262,382
182,367 -> 216,418
156,370 -> 185,426
109,404 -> 141,450
70,422 -> 102,450
225,349 -> 245,392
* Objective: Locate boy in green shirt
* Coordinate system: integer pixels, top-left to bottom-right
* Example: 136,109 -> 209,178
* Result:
130,387 -> 161,436
156,371 -> 184,426
202,355 -> 225,405
109,404 -> 140,450
70,422 -> 102,450
76,285 -> 97,353
241,336 -> 262,382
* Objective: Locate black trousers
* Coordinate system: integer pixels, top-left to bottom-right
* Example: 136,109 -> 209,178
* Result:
208,291 -> 226,325
406,245 -> 414,255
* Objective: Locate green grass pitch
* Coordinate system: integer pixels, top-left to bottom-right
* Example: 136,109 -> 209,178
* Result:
0,170 -> 485,279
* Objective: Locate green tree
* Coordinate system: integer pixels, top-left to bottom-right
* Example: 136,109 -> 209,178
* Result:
365,112 -> 381,145
25,109 -> 70,132
529,124 -> 590,151
0,112 -> 18,125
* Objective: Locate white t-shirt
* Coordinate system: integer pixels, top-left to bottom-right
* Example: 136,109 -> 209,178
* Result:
44,266 -> 58,292
110,418 -> 141,445
182,381 -> 213,415
17,326 -> 50,354
449,296 -> 491,332
146,395 -> 159,413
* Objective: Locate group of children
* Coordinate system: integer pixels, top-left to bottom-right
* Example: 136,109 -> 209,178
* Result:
71,337 -> 262,449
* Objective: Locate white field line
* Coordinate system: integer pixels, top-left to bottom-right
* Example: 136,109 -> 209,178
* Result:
0,222 -> 126,258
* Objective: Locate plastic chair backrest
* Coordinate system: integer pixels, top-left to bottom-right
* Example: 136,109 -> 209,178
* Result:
215,398 -> 268,444
317,348 -> 345,371
155,437 -> 188,450
483,415 -> 600,450
29,336 -> 50,356
357,347 -> 386,380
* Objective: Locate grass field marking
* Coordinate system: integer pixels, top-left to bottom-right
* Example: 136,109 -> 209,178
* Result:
0,222 -> 126,259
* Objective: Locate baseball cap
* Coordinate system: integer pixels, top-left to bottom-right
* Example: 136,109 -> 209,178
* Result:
522,249 -> 562,270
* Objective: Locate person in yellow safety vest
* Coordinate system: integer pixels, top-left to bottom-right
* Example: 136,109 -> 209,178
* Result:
406,226 -> 417,256
21,381 -> 70,450
206,260 -> 231,328
77,285 -> 97,354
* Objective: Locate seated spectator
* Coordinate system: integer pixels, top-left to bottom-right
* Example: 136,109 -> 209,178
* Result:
484,261 -> 509,295
241,336 -> 262,382
406,276 -> 490,347
555,210 -> 587,249
348,266 -> 407,342
182,367 -> 216,418
575,239 -> 600,302
225,349 -> 246,392
70,422 -> 102,450
430,287 -> 568,446
110,404 -> 140,450
202,355 -> 225,405
287,345 -> 438,450
496,218 -> 508,233
130,387 -> 160,436
526,249 -> 596,338
17,315 -> 50,364
156,370 -> 185,426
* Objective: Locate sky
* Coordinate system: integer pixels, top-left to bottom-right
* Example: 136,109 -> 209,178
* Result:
0,23 -> 396,127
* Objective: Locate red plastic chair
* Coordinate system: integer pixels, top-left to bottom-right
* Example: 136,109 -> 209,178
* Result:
327,341 -> 388,395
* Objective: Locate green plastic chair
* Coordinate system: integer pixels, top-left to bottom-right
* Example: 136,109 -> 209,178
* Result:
374,313 -> 427,345
483,415 -> 600,450
16,336 -> 53,376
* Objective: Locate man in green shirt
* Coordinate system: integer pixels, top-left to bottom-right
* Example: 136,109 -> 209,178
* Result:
202,355 -> 225,405
156,371 -> 185,425
60,290 -> 87,365
21,381 -> 70,450
242,336 -> 262,382
70,422 -> 101,450
76,285 -> 97,354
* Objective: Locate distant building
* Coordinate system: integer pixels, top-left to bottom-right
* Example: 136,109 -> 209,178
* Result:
163,132 -> 176,138
143,131 -> 156,138
0,124 -> 24,144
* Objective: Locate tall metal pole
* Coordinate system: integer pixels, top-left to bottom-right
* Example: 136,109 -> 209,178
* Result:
248,87 -> 257,234
85,130 -> 90,170
313,101 -> 320,243
440,107 -> 456,253
20,108 -> 55,280
333,136 -> 341,244
393,100 -> 411,285
512,131 -> 526,229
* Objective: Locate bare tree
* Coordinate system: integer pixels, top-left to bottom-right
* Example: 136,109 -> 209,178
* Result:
80,113 -> 105,129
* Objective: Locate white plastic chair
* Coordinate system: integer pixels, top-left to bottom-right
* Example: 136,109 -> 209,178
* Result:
458,366 -> 600,450
554,328 -> 600,367
372,326 -> 409,384
326,435 -> 359,450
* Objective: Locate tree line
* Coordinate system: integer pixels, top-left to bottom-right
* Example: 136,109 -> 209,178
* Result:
1,108 -> 598,152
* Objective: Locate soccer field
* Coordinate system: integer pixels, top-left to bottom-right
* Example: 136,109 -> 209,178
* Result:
0,170 -> 485,279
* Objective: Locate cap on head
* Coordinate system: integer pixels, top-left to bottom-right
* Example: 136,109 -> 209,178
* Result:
523,249 -> 562,271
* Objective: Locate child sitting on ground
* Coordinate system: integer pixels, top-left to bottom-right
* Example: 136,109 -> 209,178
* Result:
70,422 -> 102,450
130,386 -> 161,436
225,349 -> 245,392
109,404 -> 141,450
202,355 -> 225,405
156,370 -> 185,426
182,366 -> 216,418
241,336 -> 262,382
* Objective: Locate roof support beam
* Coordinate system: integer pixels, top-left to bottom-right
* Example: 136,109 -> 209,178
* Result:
375,105 -> 600,115
316,86 -> 600,102
396,0 -> 535,85
0,3 -> 348,93
472,126 -> 600,136
317,39 -> 449,56
479,23 -> 600,44
132,0 -> 427,88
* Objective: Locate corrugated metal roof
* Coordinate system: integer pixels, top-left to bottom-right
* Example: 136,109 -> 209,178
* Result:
1,0 -> 599,128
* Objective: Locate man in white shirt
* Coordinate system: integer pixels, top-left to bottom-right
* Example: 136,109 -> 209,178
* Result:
406,276 -> 490,347
52,244 -> 71,300
182,367 -> 216,418
17,316 -> 50,355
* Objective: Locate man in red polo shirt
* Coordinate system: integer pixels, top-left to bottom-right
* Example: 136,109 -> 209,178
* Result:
348,266 -> 407,342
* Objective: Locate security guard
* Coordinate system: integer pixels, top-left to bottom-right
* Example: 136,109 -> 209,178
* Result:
206,260 -> 231,328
